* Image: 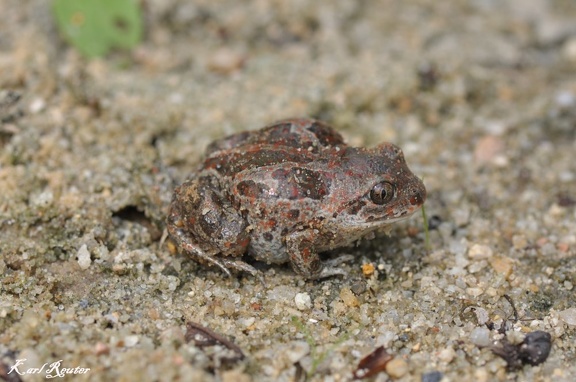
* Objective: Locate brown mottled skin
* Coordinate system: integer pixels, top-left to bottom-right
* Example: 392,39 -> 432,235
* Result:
167,118 -> 426,279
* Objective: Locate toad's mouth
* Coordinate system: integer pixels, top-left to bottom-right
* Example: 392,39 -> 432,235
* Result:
363,205 -> 423,224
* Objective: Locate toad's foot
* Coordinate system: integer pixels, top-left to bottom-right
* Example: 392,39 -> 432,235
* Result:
311,254 -> 355,280
221,259 -> 266,286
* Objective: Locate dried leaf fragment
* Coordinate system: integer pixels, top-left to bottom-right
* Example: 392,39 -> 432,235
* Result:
353,346 -> 393,379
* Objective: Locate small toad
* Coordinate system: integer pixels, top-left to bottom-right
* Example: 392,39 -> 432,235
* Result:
167,118 -> 426,279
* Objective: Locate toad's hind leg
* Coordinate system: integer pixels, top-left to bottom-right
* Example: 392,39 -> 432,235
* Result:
167,223 -> 233,277
167,217 -> 264,282
220,259 -> 265,285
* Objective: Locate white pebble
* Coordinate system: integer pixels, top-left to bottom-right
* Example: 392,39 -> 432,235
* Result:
29,98 -> 46,113
466,287 -> 483,297
284,341 -> 310,363
449,239 -> 468,257
295,292 -> 312,310
468,244 -> 493,259
470,327 -> 491,347
31,189 -> 53,208
555,90 -> 575,107
473,307 -> 490,325
238,316 -> 256,328
124,335 -> 139,347
558,308 -> 576,326
77,244 -> 91,270
438,347 -> 456,363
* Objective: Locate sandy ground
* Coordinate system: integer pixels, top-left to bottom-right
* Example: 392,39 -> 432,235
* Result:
1,0 -> 575,381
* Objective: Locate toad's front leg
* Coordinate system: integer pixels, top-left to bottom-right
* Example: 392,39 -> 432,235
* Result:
285,229 -> 352,279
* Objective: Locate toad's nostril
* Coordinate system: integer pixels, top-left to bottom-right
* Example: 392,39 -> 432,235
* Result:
411,188 -> 426,206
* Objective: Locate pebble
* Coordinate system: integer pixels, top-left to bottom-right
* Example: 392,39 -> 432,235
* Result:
284,341 -> 310,363
438,347 -> 456,363
468,244 -> 493,259
474,368 -> 490,382
77,244 -> 91,270
350,280 -> 367,295
512,234 -> 528,250
294,292 -> 312,310
124,335 -> 139,347
30,189 -> 54,208
29,97 -> 46,113
207,48 -> 245,74
488,256 -> 514,278
470,327 -> 491,347
238,316 -> 256,328
421,371 -> 443,382
558,308 -> 576,326
468,260 -> 488,273
340,287 -> 360,308
362,263 -> 375,277
474,135 -> 505,166
385,358 -> 408,379
473,307 -> 490,325
563,37 -> 576,61
466,287 -> 483,297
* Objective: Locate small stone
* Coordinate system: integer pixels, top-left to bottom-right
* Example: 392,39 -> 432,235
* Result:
350,280 -> 367,295
362,263 -> 375,277
563,37 -> 576,62
466,287 -> 483,297
468,260 -> 487,273
468,244 -> 493,259
474,135 -> 505,166
29,97 -> 46,113
385,358 -> 408,379
31,189 -> 54,208
488,256 -> 514,278
558,308 -> 576,326
473,307 -> 490,325
470,327 -> 491,347
238,316 -> 256,328
221,369 -> 251,382
294,292 -> 312,310
557,242 -> 570,253
207,48 -> 245,74
555,90 -> 575,108
285,341 -> 310,363
124,335 -> 139,347
512,234 -> 528,250
148,308 -> 160,320
422,371 -> 443,382
474,368 -> 489,382
94,342 -> 110,355
77,244 -> 91,270
340,287 -> 360,307
506,330 -> 525,345
438,347 -> 456,363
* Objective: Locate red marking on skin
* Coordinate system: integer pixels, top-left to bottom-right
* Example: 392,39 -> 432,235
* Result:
236,237 -> 250,248
263,219 -> 277,230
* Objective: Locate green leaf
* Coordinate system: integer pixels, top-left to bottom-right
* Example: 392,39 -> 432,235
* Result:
53,0 -> 142,58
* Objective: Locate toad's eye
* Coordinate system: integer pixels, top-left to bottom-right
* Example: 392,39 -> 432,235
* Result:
369,181 -> 395,205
